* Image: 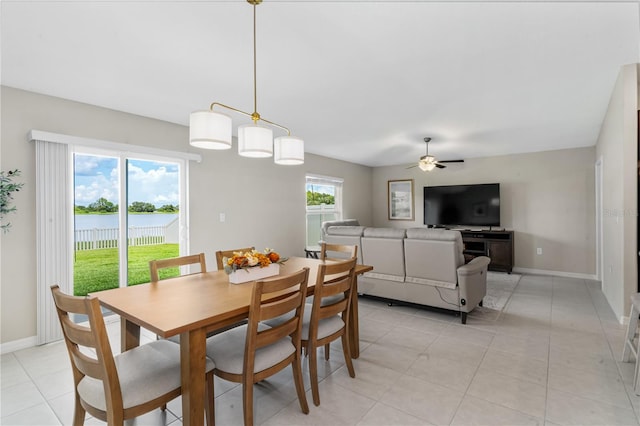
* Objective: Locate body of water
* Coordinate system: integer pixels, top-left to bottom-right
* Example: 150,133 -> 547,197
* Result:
75,213 -> 178,230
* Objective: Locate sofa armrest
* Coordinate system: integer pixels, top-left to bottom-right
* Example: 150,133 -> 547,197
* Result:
456,256 -> 490,313
457,256 -> 490,276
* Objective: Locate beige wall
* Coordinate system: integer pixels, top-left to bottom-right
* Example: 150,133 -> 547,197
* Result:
2,63 -> 635,346
596,63 -> 639,322
0,86 -> 372,346
372,147 -> 596,276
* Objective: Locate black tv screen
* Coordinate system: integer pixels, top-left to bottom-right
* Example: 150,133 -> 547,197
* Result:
424,183 -> 500,227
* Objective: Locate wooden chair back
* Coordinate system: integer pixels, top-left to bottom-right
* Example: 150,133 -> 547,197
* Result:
149,252 -> 206,282
215,247 -> 255,270
305,257 -> 358,406
50,285 -> 120,414
320,242 -> 358,262
311,257 -> 357,333
247,268 -> 309,381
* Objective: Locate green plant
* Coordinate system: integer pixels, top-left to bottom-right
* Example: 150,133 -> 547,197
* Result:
0,169 -> 24,232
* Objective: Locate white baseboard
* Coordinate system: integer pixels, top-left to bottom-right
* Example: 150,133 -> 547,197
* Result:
0,314 -> 154,355
512,267 -> 598,281
0,335 -> 37,355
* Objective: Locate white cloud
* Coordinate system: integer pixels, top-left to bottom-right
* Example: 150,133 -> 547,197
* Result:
75,174 -> 118,205
74,156 -> 100,175
74,158 -> 179,207
127,164 -> 179,206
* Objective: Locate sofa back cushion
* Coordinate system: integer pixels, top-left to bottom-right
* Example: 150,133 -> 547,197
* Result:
324,226 -> 366,263
320,219 -> 360,240
404,228 -> 464,288
361,228 -> 406,282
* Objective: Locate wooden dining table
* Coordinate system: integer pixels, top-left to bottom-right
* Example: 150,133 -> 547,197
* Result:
92,256 -> 372,426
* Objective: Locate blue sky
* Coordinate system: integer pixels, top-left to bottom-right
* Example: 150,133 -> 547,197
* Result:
74,154 -> 179,207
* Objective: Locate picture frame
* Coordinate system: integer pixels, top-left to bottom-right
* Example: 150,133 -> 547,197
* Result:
388,179 -> 414,220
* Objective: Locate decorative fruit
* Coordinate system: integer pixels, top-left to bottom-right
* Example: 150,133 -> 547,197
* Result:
268,252 -> 280,263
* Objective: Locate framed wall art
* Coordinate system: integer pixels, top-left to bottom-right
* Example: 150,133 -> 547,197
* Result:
388,179 -> 414,220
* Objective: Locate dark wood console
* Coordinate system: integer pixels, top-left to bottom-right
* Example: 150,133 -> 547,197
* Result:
460,230 -> 514,273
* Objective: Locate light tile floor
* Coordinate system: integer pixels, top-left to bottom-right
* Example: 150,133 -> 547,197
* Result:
3,274 -> 640,425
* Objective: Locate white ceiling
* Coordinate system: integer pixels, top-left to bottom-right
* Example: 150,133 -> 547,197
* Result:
2,0 -> 639,167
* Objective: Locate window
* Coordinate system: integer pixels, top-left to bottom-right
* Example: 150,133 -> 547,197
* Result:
305,174 -> 343,248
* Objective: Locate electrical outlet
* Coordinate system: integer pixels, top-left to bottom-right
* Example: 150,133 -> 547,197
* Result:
219,213 -> 226,223
536,247 -> 542,255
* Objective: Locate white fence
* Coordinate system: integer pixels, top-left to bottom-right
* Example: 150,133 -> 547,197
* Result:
75,220 -> 179,251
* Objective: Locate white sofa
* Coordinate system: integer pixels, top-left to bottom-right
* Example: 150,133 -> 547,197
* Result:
323,223 -> 490,324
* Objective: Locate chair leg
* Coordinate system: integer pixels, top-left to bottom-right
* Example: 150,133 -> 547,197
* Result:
461,312 -> 467,324
291,354 -> 309,414
324,343 -> 330,360
341,332 -> 356,378
309,343 -> 321,406
205,372 -> 215,426
623,304 -> 639,362
242,377 -> 254,426
634,355 -> 640,396
72,393 -> 86,426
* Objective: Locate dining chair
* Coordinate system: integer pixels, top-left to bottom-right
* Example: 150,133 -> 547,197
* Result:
303,257 -> 358,406
313,243 -> 358,356
622,293 -> 640,394
149,252 -> 207,282
215,247 -> 255,270
50,285 -> 216,426
320,242 -> 357,262
205,268 -> 310,426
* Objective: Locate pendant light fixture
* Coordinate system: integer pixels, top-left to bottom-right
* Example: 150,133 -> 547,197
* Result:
189,0 -> 304,165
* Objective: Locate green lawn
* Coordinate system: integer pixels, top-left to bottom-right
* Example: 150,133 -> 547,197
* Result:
74,244 -> 179,296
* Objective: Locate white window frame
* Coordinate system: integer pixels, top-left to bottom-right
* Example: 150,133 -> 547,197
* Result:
305,174 -> 343,248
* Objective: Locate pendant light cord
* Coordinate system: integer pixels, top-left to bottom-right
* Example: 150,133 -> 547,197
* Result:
253,2 -> 258,119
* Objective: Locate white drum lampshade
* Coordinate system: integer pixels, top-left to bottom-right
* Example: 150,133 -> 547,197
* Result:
274,136 -> 304,165
189,110 -> 233,149
238,124 -> 273,157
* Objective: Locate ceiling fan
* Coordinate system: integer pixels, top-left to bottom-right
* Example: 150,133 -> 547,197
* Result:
406,137 -> 464,171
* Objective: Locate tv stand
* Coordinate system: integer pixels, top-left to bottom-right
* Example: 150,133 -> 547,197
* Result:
460,230 -> 514,273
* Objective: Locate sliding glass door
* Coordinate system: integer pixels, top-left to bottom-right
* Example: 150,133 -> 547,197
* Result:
73,151 -> 184,296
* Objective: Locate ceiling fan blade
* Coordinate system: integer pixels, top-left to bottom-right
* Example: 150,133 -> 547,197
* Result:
435,163 -> 447,169
438,159 -> 464,163
406,164 -> 418,169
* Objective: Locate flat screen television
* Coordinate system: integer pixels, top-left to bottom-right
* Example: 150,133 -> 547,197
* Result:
424,183 -> 500,227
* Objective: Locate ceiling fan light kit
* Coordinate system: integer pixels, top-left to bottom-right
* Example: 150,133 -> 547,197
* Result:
408,137 -> 464,172
189,0 -> 304,165
418,158 -> 437,171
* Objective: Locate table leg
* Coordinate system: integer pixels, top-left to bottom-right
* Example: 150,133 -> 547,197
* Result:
120,318 -> 140,352
349,277 -> 360,358
181,328 -> 206,426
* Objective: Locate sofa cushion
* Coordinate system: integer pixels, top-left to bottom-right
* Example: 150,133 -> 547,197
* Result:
361,228 -> 405,279
321,219 -> 360,239
363,227 -> 406,239
406,228 -> 464,266
406,228 -> 457,241
326,226 -> 366,236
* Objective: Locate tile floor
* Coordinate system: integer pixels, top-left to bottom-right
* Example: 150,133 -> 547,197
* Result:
2,274 -> 640,425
